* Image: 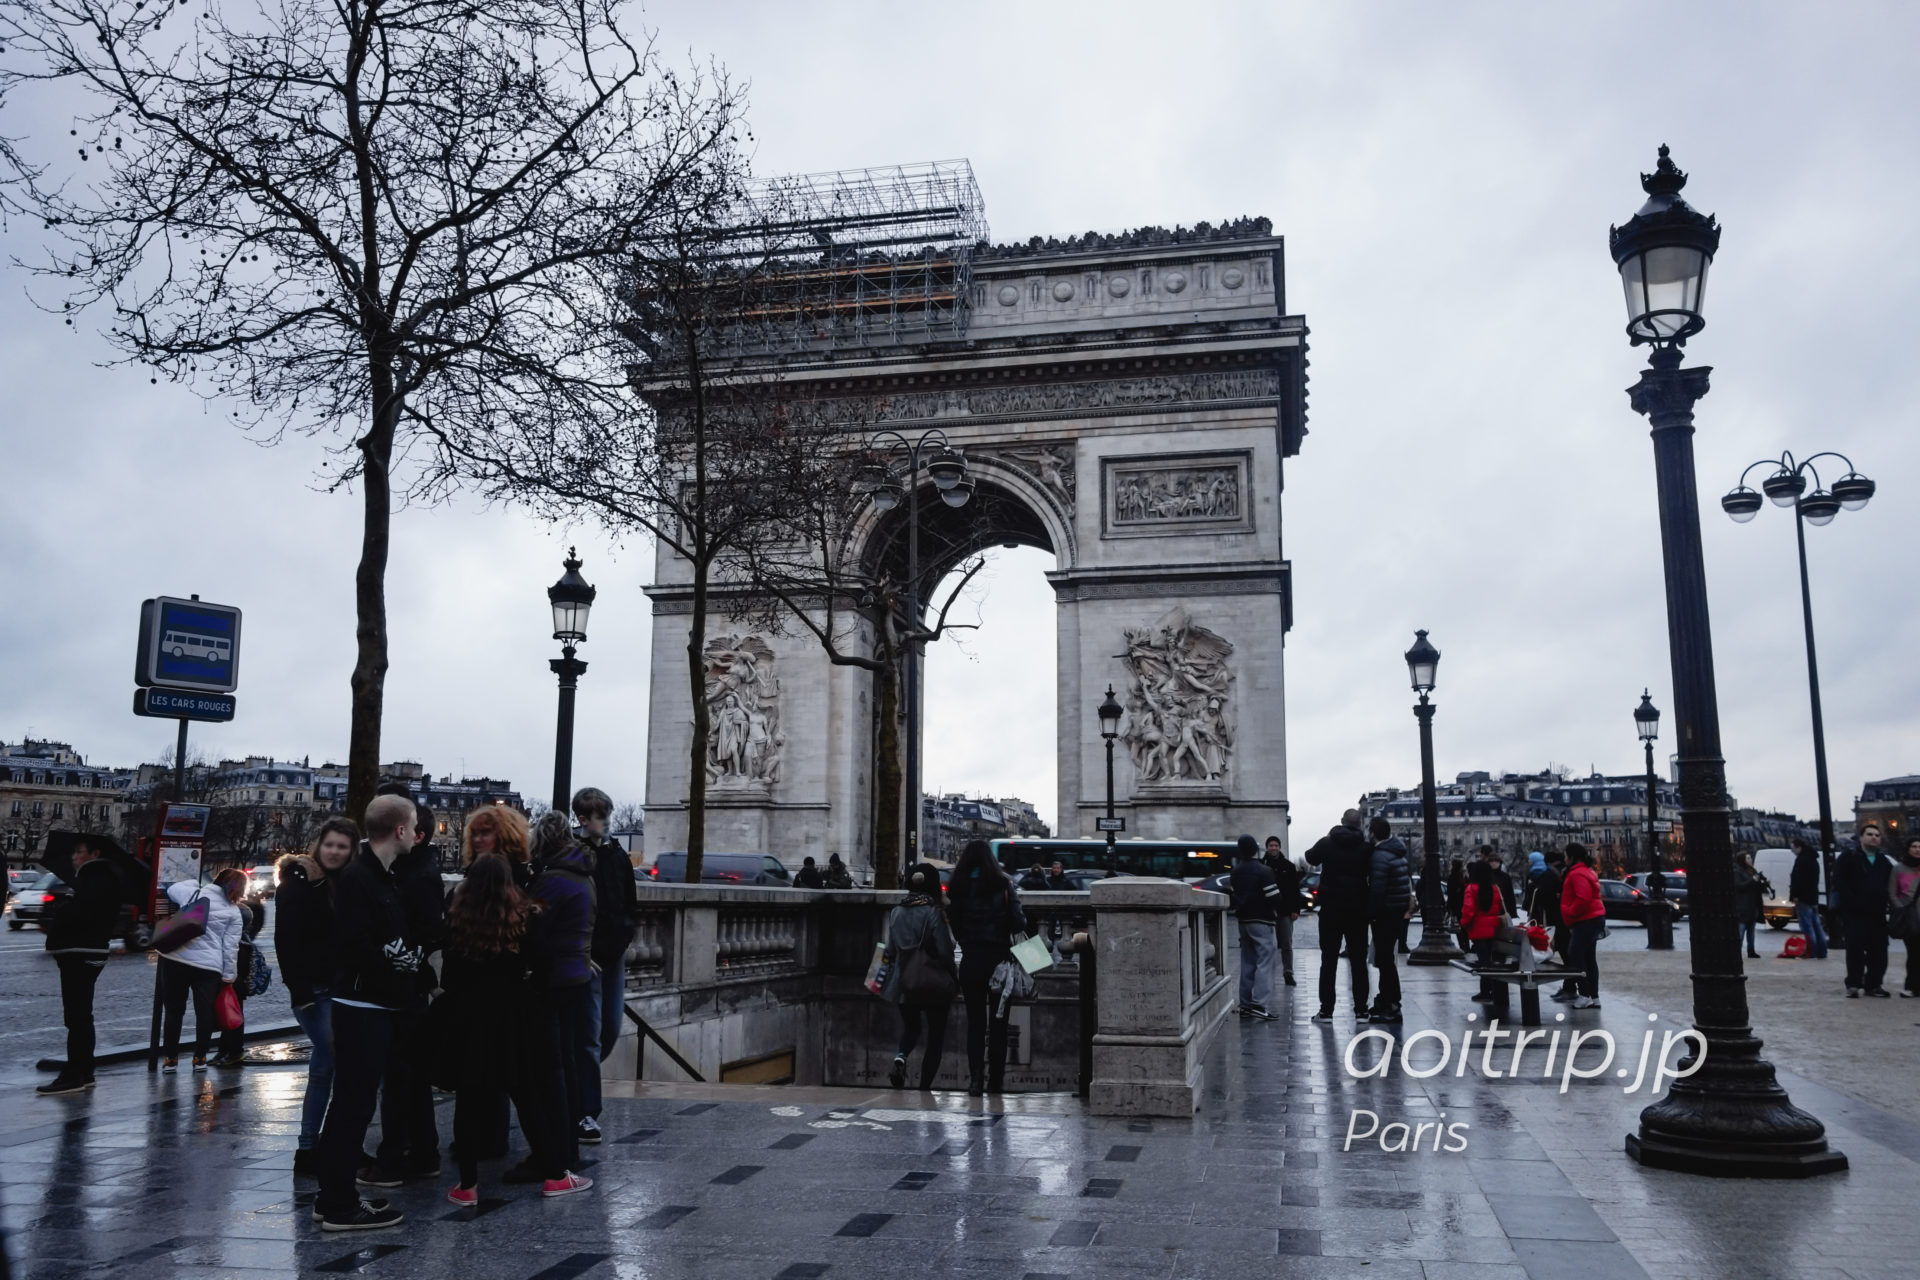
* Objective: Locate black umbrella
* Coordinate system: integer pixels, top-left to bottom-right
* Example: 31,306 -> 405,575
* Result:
40,830 -> 147,898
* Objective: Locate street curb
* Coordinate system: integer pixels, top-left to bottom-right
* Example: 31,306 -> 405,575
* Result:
35,1021 -> 303,1073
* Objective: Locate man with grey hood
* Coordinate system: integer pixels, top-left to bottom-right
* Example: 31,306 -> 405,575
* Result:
1365,817 -> 1413,1023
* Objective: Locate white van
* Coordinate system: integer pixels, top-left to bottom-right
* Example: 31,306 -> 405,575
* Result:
1751,847 -> 1806,929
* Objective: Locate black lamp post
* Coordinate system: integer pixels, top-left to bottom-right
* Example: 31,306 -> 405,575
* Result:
1722,451 -> 1874,936
1635,691 -> 1674,950
862,429 -> 972,876
1097,685 -> 1124,859
1611,146 -> 1843,1176
1404,631 -> 1460,965
547,548 -> 596,812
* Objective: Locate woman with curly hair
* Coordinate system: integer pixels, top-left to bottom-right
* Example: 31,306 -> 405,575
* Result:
463,806 -> 531,884
440,854 -> 590,1205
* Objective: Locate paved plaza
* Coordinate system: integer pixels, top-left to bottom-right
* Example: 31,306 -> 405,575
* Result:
4,923 -> 1918,1280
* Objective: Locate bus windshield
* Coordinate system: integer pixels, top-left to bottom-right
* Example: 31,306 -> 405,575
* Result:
989,838 -> 1236,881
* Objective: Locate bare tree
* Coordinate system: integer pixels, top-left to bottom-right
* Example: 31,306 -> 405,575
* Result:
728,476 -> 985,888
0,0 -> 746,824
448,179 -> 862,885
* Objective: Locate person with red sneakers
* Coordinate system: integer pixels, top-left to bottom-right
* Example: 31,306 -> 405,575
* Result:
441,854 -> 588,1206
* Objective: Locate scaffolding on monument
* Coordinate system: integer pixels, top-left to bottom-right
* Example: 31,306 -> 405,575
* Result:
684,160 -> 990,357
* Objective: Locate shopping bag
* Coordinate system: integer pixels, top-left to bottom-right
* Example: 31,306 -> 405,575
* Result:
1780,934 -> 1808,959
1009,932 -> 1053,975
152,892 -> 208,954
988,958 -> 1035,1017
863,942 -> 889,995
214,983 -> 244,1031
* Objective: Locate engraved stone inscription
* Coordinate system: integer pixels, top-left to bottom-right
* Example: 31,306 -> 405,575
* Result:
884,368 -> 1279,423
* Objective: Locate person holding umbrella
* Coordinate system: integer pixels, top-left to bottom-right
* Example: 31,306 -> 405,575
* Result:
38,835 -> 123,1095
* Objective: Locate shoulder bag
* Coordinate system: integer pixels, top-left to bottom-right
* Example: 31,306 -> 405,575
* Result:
153,890 -> 209,955
897,917 -> 959,1004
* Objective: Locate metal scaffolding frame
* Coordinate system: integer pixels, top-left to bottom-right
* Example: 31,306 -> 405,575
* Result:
700,160 -> 989,356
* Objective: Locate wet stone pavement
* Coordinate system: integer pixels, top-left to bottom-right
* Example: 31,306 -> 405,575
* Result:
5,936 -> 1919,1280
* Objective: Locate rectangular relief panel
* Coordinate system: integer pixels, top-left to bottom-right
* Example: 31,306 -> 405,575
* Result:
1100,451 -> 1253,538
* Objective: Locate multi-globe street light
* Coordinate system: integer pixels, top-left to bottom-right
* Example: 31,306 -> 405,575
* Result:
859,428 -> 973,874
1634,691 -> 1674,950
1610,145 -> 1843,1175
547,549 -> 596,811
1403,630 -> 1461,966
1722,451 -> 1875,930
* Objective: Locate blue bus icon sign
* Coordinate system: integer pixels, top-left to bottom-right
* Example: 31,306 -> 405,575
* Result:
137,597 -> 242,693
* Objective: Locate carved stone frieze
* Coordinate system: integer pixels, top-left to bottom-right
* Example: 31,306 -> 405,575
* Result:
1119,607 -> 1235,787
883,368 -> 1279,425
704,635 -> 783,790
1102,452 -> 1251,537
986,443 -> 1077,516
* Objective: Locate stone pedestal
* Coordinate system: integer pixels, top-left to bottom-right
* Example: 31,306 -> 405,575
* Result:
1087,878 -> 1232,1116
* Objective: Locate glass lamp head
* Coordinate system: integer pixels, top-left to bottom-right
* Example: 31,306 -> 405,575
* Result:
1609,145 -> 1720,347
548,548 -> 596,643
1404,629 -> 1440,694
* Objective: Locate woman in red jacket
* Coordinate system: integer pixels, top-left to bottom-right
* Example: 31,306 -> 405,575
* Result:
1559,844 -> 1607,1009
1460,861 -> 1509,1003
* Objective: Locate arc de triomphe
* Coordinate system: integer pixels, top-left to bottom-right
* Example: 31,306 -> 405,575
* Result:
641,193 -> 1310,877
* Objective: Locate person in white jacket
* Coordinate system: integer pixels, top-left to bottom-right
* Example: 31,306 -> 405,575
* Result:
159,868 -> 247,1071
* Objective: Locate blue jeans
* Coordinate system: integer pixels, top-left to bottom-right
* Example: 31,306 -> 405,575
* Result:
590,964 -> 626,1064
1740,920 -> 1759,954
1797,904 -> 1829,957
1238,921 -> 1276,1009
292,993 -> 335,1150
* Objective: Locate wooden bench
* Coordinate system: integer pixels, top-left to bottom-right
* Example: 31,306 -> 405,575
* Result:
1448,955 -> 1577,1027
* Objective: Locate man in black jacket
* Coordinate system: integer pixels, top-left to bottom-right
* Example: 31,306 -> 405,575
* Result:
1306,810 -> 1373,1020
1229,835 -> 1283,1019
367,794 -> 447,1184
39,838 -> 121,1094
315,795 -> 419,1233
1789,840 -> 1828,959
1365,819 -> 1413,1023
575,786 -> 638,1146
1835,823 -> 1893,997
1263,835 -> 1302,987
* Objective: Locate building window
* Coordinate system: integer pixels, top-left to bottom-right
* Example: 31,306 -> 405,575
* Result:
80,804 -> 90,819
277,791 -> 286,803
8,801 -> 18,817
32,802 -> 43,817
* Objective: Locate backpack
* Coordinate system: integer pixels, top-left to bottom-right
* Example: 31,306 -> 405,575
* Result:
896,915 -> 958,1003
1780,934 -> 1808,959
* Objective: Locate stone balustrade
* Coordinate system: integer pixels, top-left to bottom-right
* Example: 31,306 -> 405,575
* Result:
604,879 -> 1229,1114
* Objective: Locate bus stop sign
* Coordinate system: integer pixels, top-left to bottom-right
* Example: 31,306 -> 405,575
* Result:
136,596 -> 241,692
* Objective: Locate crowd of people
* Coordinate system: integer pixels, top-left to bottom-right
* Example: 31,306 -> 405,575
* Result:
43,785 -> 645,1232
268,786 -> 643,1230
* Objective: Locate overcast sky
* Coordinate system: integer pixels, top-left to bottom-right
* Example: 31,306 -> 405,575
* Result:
4,3 -> 1916,843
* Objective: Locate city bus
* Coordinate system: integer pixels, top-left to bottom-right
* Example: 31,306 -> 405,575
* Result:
990,838 -> 1238,881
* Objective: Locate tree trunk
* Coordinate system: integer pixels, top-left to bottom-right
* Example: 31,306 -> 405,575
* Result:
872,650 -> 903,890
344,382 -> 399,826
682,323 -> 710,885
685,552 -> 710,884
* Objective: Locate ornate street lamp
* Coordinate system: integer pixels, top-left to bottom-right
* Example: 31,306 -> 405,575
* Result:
547,549 -> 596,811
1404,631 -> 1460,965
1722,450 -> 1875,932
1097,685 -> 1124,858
1634,691 -> 1674,950
861,429 -> 973,883
1611,146 -> 1843,1176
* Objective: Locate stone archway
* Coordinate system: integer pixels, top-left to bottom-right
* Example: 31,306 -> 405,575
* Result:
642,213 -> 1309,874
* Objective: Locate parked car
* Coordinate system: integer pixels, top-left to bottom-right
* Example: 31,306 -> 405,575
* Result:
1623,871 -> 1688,917
7,870 -> 142,941
247,864 -> 279,900
647,851 -> 793,886
1599,877 -> 1677,925
1299,871 -> 1320,911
